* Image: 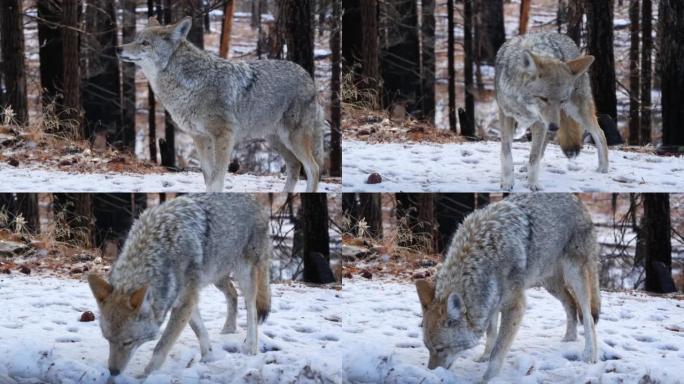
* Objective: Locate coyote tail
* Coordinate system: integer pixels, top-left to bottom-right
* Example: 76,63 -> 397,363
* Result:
256,258 -> 271,324
558,110 -> 583,159
588,263 -> 601,323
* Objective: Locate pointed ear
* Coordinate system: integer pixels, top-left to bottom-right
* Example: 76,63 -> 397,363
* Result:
446,292 -> 463,322
88,274 -> 113,304
171,16 -> 192,41
522,50 -> 539,75
566,55 -> 594,77
129,286 -> 148,311
148,16 -> 160,27
416,279 -> 436,309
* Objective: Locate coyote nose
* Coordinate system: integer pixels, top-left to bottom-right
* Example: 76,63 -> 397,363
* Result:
109,368 -> 120,376
548,122 -> 559,132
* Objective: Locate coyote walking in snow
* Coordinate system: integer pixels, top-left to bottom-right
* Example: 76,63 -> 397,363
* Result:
118,17 -> 325,192
88,194 -> 271,379
416,194 -> 600,382
495,32 -> 609,191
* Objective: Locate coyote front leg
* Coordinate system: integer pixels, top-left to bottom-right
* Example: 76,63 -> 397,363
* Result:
206,133 -> 234,192
527,122 -> 547,191
482,294 -> 525,382
499,111 -> 516,191
476,311 -> 499,362
189,306 -> 216,362
143,289 -> 198,376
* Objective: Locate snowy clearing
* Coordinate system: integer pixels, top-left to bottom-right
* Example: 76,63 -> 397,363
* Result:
342,140 -> 684,192
0,275 -> 342,384
342,278 -> 684,384
0,165 -> 340,193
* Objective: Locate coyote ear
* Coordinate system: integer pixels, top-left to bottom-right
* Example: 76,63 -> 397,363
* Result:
171,16 -> 192,41
566,55 -> 595,77
416,279 -> 436,309
522,50 -> 539,75
148,16 -> 160,27
446,292 -> 463,322
88,274 -> 113,304
129,286 -> 148,311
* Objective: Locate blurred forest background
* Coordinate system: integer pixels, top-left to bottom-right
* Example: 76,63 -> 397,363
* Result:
342,193 -> 683,294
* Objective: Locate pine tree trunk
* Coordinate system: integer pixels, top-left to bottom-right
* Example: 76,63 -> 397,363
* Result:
475,0 -> 505,65
642,194 -> 675,293
358,193 -> 382,239
0,0 -> 29,125
329,0 -> 342,177
639,0 -> 652,145
300,194 -> 334,284
462,0 -> 475,137
447,0 -> 457,132
62,0 -> 82,136
657,0 -> 684,147
148,0 -> 158,163
519,0 -> 531,35
421,0 -> 436,121
566,0 -> 583,46
219,0 -> 235,58
37,0 -> 64,108
121,0 -> 137,151
92,194 -> 146,247
586,0 -> 617,121
628,0 -> 640,145
360,0 -> 380,103
434,194 -> 484,255
280,0 -> 315,77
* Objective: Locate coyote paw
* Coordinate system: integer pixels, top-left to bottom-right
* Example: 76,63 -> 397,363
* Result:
562,333 -> 578,342
528,182 -> 542,192
582,349 -> 598,364
200,351 -> 218,363
220,324 -> 237,334
500,181 -> 513,191
241,342 -> 258,355
596,164 -> 608,173
475,353 -> 490,363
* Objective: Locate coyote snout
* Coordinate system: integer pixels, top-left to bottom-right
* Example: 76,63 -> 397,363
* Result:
121,16 -> 325,192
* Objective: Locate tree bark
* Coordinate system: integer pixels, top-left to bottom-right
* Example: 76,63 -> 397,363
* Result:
342,0 -> 380,106
447,0 -> 457,132
148,0 -> 158,163
475,0 -> 505,65
300,194 -> 334,284
0,0 -> 29,125
434,194 -> 487,255
121,0 -> 137,152
219,0 -> 235,58
421,0 -> 436,121
586,0 -> 617,121
330,0 -> 342,177
642,194 -> 675,293
358,193 -> 383,239
628,0 -> 640,145
92,194 -> 146,248
519,0 -> 531,35
37,0 -> 64,108
657,0 -> 684,147
462,0 -> 475,137
566,0 -> 583,46
280,0 -> 315,77
62,0 -> 82,136
640,0 -> 652,145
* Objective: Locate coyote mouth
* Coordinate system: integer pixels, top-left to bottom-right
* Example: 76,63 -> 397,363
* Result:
118,55 -> 140,63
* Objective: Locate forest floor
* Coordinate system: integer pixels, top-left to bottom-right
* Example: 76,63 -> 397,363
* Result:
0,274 -> 342,384
342,139 -> 684,192
341,277 -> 684,384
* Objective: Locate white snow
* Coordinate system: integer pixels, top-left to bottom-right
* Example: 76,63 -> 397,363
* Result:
0,164 -> 340,193
0,275 -> 342,384
341,278 -> 684,384
343,140 -> 684,192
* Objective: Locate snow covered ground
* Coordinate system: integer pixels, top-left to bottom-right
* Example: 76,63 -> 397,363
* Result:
0,275 -> 342,384
342,278 -> 684,384
0,165 -> 340,193
343,140 -> 684,192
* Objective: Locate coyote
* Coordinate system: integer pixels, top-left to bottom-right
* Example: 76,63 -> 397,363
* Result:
416,194 -> 600,382
88,194 -> 271,379
118,17 -> 324,192
495,32 -> 609,191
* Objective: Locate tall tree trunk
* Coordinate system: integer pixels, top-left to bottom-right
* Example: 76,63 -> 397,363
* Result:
566,0 -> 583,46
280,0 -> 315,77
447,0 -> 456,132
342,0 -> 380,106
0,0 -> 29,125
330,0 -> 342,177
434,194 -> 487,255
628,0 -> 640,145
148,0 -> 158,163
475,0 -> 505,65
639,0 -> 652,145
380,0 -> 421,114
421,0 -> 436,122
642,194 -> 675,293
62,0 -> 82,136
396,193 -> 437,254
219,0 -> 235,58
37,0 -> 64,108
53,194 -> 94,248
300,194 -> 334,284
462,0 -> 475,137
657,0 -> 683,147
586,0 -> 617,121
83,0 -> 122,145
121,0 -> 137,152
519,0 -> 531,35
358,193 -> 382,239
93,194 -> 146,248
178,0 -> 204,49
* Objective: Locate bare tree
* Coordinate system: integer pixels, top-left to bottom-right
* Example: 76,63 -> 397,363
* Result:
585,0 -> 617,122
658,0 -> 684,148
475,0 -> 505,65
566,0 -> 584,45
0,0 -> 29,125
628,0 -> 640,145
447,0 -> 457,132
37,0 -> 64,109
640,0 -> 652,145
462,0 -> 475,137
147,0 -> 158,162
62,0 -> 82,135
219,0 -> 235,58
330,0 -> 342,177
280,0 -> 315,77
300,194 -> 334,284
121,0 -> 137,152
421,0 -> 436,121
519,0 -> 531,35
641,194 -> 675,293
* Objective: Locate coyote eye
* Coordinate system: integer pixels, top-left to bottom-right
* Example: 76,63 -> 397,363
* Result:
122,340 -> 134,347
536,96 -> 548,103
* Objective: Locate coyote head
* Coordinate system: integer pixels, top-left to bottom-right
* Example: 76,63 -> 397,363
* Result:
415,279 -> 479,369
88,274 -> 158,377
520,51 -> 594,133
117,16 -> 192,74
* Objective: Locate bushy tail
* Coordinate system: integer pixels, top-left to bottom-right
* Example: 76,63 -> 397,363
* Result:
587,263 -> 601,324
256,259 -> 271,324
558,110 -> 583,158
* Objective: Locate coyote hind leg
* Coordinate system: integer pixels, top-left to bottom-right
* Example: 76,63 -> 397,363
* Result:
215,275 -> 239,334
284,130 -> 319,193
543,276 -> 579,341
271,139 -> 303,193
